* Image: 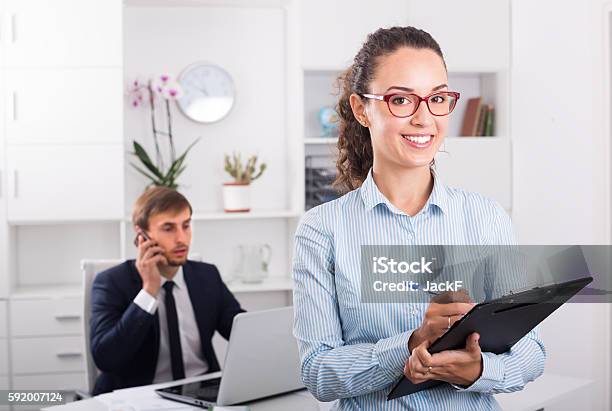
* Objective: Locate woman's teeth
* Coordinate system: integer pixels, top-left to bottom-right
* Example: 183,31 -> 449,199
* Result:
402,135 -> 432,144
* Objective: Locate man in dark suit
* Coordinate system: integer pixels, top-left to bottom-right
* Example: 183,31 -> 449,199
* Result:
90,187 -> 244,394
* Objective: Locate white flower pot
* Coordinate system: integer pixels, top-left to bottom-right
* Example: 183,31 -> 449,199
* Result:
223,183 -> 251,212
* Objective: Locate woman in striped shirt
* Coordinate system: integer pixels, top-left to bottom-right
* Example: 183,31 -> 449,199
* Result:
292,26 -> 545,410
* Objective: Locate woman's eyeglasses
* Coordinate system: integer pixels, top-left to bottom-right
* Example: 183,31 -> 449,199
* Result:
359,91 -> 460,118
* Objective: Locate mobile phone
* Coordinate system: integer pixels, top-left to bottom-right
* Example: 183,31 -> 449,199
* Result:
133,228 -> 152,247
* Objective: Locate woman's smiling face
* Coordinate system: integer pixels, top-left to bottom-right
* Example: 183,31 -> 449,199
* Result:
354,46 -> 450,170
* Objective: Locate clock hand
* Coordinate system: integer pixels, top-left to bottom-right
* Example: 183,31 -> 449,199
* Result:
196,85 -> 209,96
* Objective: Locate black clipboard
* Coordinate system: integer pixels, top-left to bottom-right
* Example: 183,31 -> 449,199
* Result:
387,276 -> 593,400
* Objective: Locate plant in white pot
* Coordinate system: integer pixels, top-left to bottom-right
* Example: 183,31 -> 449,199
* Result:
223,153 -> 267,212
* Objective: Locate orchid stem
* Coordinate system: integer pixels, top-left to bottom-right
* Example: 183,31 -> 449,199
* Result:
148,81 -> 164,171
166,99 -> 176,163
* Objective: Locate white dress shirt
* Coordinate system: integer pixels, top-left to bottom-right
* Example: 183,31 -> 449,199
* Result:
133,266 -> 209,383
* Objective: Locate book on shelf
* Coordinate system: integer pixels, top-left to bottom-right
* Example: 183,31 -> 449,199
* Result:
475,104 -> 488,136
460,97 -> 495,137
460,97 -> 482,136
484,104 -> 495,136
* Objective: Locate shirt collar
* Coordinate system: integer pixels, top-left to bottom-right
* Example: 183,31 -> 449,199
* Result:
160,265 -> 185,290
359,168 -> 448,215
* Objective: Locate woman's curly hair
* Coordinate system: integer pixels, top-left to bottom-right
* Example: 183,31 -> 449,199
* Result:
334,26 -> 446,193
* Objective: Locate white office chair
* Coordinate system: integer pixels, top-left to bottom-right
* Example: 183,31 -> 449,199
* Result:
80,254 -> 203,396
81,259 -> 123,396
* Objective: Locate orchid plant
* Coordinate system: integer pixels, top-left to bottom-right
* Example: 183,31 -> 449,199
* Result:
127,74 -> 199,189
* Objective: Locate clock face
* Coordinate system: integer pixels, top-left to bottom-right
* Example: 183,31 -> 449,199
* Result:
177,63 -> 235,123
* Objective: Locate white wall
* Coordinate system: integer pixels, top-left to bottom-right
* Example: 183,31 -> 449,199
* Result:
511,0 -> 608,244
124,6 -> 288,214
511,0 -> 611,408
123,5 -> 293,278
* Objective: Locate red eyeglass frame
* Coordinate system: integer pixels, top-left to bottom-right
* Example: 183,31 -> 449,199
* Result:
359,91 -> 460,117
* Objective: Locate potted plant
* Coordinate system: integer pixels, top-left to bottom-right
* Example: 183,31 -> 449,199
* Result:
127,74 -> 199,189
223,153 -> 266,212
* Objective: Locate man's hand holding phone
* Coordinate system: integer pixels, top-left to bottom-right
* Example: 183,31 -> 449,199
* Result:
135,230 -> 167,297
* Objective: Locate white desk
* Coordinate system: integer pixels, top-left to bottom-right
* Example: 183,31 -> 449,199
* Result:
43,372 -> 325,411
43,372 -> 592,411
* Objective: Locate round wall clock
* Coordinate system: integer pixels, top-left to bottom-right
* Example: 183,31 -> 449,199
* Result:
177,62 -> 235,123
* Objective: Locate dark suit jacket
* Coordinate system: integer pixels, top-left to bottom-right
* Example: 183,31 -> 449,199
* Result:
90,259 -> 244,395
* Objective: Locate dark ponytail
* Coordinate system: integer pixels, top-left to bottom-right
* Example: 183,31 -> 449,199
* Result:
334,26 -> 446,193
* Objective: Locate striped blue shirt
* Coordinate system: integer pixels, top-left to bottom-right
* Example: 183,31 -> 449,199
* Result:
292,169 -> 545,410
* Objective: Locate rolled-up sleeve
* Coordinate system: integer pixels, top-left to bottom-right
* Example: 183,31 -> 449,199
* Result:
292,208 -> 412,402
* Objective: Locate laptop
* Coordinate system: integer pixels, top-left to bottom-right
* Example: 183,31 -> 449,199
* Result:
155,306 -> 304,407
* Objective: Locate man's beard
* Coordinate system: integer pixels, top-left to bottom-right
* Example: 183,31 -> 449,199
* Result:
167,258 -> 186,267
165,251 -> 188,267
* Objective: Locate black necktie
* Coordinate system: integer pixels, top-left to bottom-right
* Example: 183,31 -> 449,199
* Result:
163,281 -> 185,380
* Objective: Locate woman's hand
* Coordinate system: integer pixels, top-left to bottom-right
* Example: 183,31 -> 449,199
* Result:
403,333 -> 483,386
408,297 -> 475,352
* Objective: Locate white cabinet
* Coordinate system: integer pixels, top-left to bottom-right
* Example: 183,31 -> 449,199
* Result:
8,297 -> 87,394
0,338 -> 7,376
0,0 -> 122,68
300,0 -> 408,69
13,372 -> 86,392
10,298 -> 82,337
0,302 -> 6,337
0,63 -> 7,299
0,304 -> 6,397
6,145 -> 124,222
0,302 -> 7,394
11,336 -> 85,374
407,0 -> 510,71
0,228 -> 7,298
0,0 -> 124,397
4,68 -> 123,144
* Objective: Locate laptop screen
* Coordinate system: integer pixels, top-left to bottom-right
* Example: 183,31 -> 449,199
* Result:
157,377 -> 222,403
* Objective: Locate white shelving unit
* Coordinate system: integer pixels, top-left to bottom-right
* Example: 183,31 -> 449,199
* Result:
302,67 -> 512,212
